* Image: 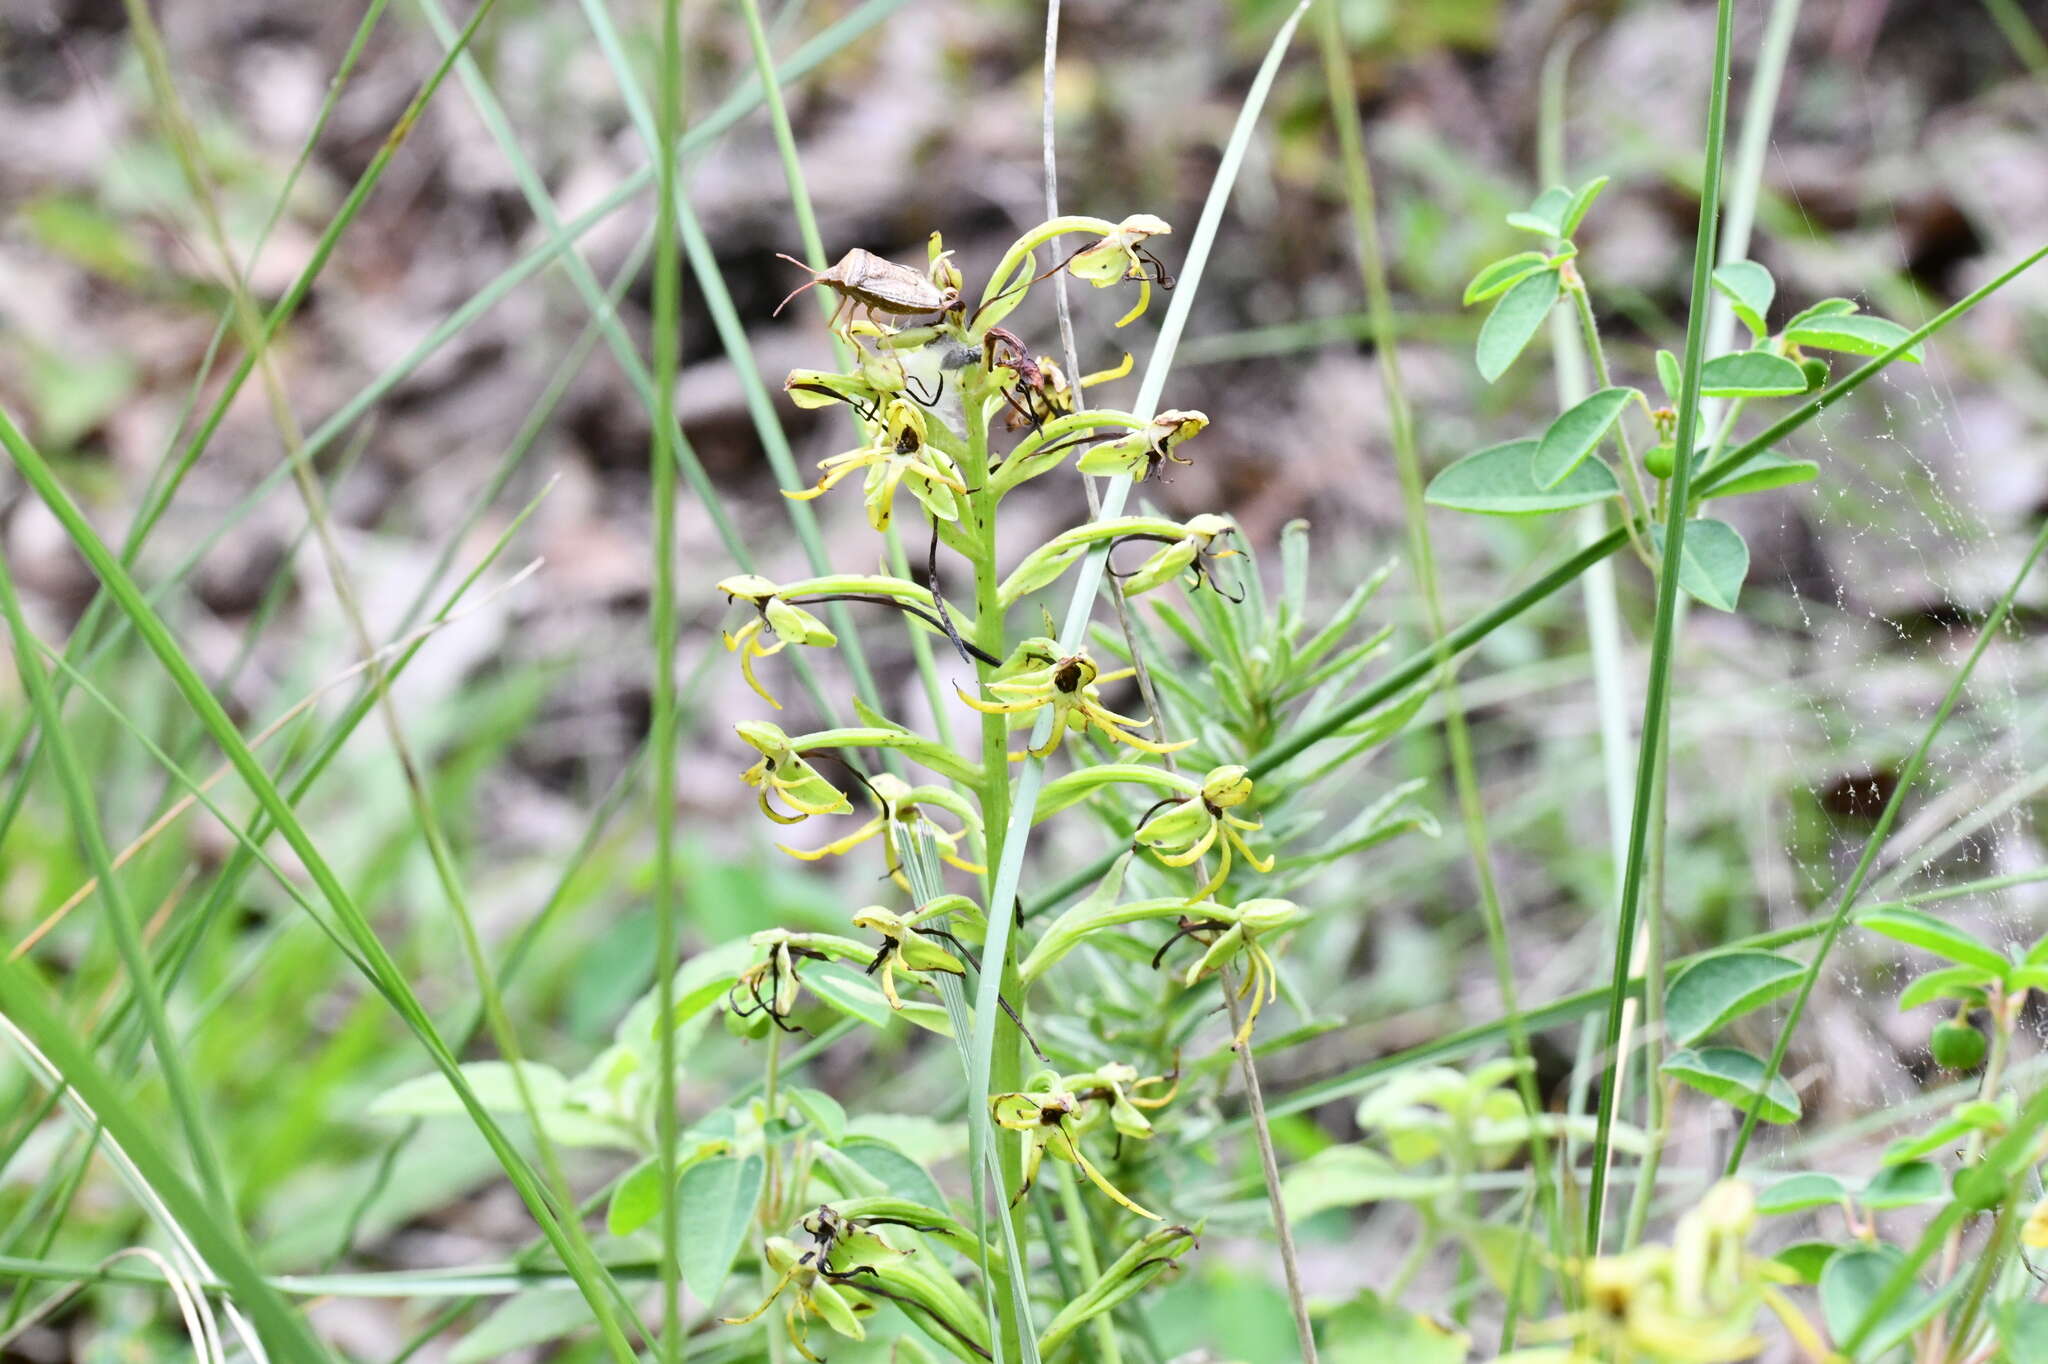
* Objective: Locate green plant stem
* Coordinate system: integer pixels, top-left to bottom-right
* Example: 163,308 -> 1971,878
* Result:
1726,517 -> 2048,1173
1538,28 -> 1636,1194
1054,1164 -> 1122,1364
650,0 -> 687,1353
1316,0 -> 1564,1307
1620,730 -> 1672,1251
1565,274 -> 1655,564
0,559 -> 234,1226
962,384 -> 1031,1364
1585,0 -> 1738,1249
1981,0 -> 2048,73
1924,1009 -> 2011,1362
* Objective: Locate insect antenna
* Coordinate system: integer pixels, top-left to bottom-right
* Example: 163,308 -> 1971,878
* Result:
772,253 -> 824,316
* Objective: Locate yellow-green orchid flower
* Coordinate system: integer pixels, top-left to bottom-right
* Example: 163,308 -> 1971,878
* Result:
736,721 -> 853,824
1133,764 -> 1274,902
957,641 -> 1191,759
1155,899 -> 1309,1048
992,1071 -> 1163,1221
776,772 -> 983,888
1075,409 -> 1208,480
785,399 -> 965,532
718,575 -> 837,710
1064,213 -> 1174,326
849,906 -> 966,1010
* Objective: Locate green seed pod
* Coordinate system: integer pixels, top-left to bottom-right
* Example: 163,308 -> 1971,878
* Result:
1644,442 -> 1677,479
1798,356 -> 1830,393
1931,1018 -> 1987,1069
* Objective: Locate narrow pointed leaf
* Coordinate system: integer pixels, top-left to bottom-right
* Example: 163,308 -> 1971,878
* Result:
1785,297 -> 1859,329
1897,964 -> 1996,1012
1656,348 -> 1683,404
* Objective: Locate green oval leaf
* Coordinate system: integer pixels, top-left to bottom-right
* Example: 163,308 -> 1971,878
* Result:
1534,386 -> 1637,488
1662,1046 -> 1802,1124
450,1290 -> 593,1364
1862,1160 -> 1944,1210
1505,186 -> 1573,238
1476,268 -> 1560,382
1711,260 -> 1776,339
1774,1241 -> 1841,1284
1857,907 -> 2009,974
1821,1245 -> 1938,1360
1700,448 -> 1819,500
678,1152 -> 765,1306
1897,964 -> 1997,1012
1785,297 -> 1859,329
1996,1302 -> 2048,1364
833,1134 -> 949,1207
1650,518 -> 1749,612
1785,312 -> 1923,362
1665,950 -> 1805,1045
1699,350 -> 1808,398
787,1086 -> 848,1143
1655,349 -> 1683,405
1426,438 -> 1618,516
1757,1172 -> 1849,1215
1463,252 -> 1550,306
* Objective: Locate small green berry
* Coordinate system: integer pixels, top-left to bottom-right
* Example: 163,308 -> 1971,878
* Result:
1931,1018 -> 1987,1070
1644,442 -> 1676,479
1798,356 -> 1830,393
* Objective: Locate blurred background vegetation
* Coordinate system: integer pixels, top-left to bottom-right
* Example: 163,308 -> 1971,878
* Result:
2,0 -> 2046,1358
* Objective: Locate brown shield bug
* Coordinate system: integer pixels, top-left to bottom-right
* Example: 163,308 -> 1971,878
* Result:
773,249 -> 961,335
